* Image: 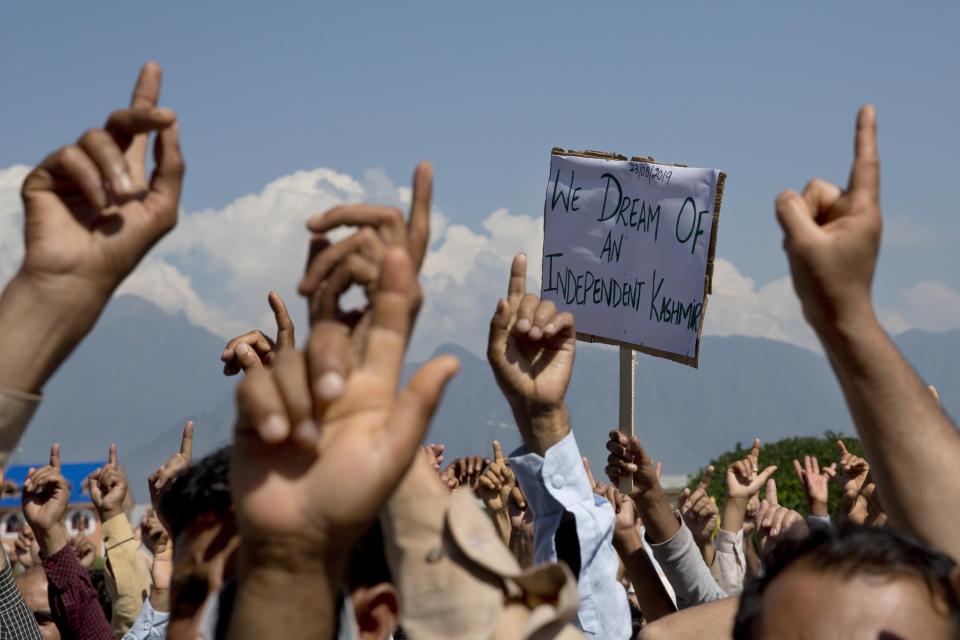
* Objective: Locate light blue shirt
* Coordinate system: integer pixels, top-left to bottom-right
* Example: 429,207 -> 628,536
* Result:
122,599 -> 169,640
510,431 -> 631,639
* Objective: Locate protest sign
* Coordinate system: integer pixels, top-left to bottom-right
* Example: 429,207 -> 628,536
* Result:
541,149 -> 726,367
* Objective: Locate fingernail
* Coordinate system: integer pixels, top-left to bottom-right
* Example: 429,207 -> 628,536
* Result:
545,323 -> 556,334
516,319 -> 531,333
115,172 -> 134,194
528,327 -> 543,340
236,343 -> 250,356
294,420 -> 320,445
261,415 -> 289,442
314,372 -> 344,400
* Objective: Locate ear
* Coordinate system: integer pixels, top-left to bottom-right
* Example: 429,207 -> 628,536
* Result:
351,582 -> 399,640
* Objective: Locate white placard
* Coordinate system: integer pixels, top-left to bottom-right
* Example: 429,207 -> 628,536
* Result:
541,151 -> 724,367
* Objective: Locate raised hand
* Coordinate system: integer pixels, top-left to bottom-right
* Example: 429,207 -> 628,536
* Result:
88,443 -> 128,522
834,440 -> 870,520
221,291 -> 296,375
477,441 -> 517,513
0,62 -> 184,398
722,438 -> 777,535
445,456 -> 489,492
138,507 -> 166,555
726,439 -> 778,500
14,525 -> 41,569
422,442 -> 446,471
754,479 -> 809,556
300,162 -> 432,317
776,106 -> 881,331
231,245 -> 459,554
0,466 -> 17,498
605,430 -> 662,498
148,421 -> 194,509
793,455 -> 834,518
605,430 -> 680,543
487,254 -> 576,454
21,444 -> 71,555
70,533 -> 98,570
679,466 -> 718,550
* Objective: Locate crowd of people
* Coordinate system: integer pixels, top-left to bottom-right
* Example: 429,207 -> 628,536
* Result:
0,62 -> 958,640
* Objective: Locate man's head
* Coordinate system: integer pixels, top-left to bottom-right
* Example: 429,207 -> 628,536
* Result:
157,446 -> 238,639
16,566 -> 60,640
735,524 -> 960,639
344,521 -> 398,640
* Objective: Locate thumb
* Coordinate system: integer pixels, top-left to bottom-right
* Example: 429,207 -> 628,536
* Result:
677,487 -> 691,512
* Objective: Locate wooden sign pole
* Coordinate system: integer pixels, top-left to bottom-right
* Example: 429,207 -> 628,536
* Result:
618,346 -> 635,494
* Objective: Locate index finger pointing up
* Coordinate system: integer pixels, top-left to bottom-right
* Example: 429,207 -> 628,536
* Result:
50,443 -> 61,469
408,161 -> 433,270
492,440 -> 504,462
108,443 -> 117,467
180,421 -> 194,460
508,253 -> 527,304
836,440 -> 850,457
848,105 -> 879,198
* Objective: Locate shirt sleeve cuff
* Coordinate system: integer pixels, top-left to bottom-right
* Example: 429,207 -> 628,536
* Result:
102,513 -> 136,549
715,528 -> 743,553
509,431 -> 593,517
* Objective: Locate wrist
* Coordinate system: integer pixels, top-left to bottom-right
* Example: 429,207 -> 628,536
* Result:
0,272 -> 107,393
613,526 -> 643,554
810,503 -> 829,518
511,404 -> 570,456
807,301 -> 881,352
239,536 -> 347,586
100,507 -> 124,523
37,523 -> 68,557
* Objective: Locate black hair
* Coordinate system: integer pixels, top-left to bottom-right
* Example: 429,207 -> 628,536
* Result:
157,446 -> 233,540
734,524 -> 960,639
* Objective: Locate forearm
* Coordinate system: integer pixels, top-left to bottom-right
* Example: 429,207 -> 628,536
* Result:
509,404 -> 570,457
721,497 -> 747,534
0,273 -> 105,394
148,585 -> 170,613
816,310 -> 960,557
37,523 -> 68,558
489,508 -> 512,545
613,531 -> 676,622
634,490 -> 680,544
229,542 -> 343,640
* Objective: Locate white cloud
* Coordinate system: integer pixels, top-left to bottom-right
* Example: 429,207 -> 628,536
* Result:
2,162 -> 958,360
894,280 -> 960,333
702,260 -> 821,352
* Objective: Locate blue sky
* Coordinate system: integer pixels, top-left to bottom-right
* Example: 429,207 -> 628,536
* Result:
1,1 -> 958,357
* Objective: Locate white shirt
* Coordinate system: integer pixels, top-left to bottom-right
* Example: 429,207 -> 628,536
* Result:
510,432 -> 631,639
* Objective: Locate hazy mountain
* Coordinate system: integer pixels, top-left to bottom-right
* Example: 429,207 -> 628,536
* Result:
12,295 -> 960,495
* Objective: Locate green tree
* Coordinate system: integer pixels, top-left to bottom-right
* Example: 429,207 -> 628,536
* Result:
687,431 -> 864,517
